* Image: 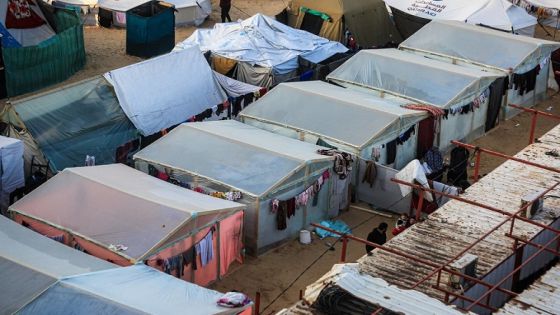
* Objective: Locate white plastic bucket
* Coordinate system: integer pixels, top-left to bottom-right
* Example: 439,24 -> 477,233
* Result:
299,230 -> 311,244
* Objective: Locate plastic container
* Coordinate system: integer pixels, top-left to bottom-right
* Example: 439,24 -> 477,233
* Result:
299,230 -> 311,244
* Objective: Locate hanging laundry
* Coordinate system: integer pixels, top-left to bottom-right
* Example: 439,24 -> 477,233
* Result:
512,64 -> 540,96
286,198 -> 296,218
48,235 -> 64,243
182,247 -> 197,270
386,139 -> 397,165
6,0 -> 46,29
403,104 -> 445,117
396,126 -> 415,145
195,230 -> 214,267
424,146 -> 444,173
317,149 -> 353,179
362,160 -> 377,187
277,201 -> 287,230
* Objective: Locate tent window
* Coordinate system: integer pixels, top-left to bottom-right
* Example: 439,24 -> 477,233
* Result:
300,13 -> 323,35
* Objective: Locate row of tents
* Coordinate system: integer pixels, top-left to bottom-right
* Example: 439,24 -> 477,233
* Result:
2,17 -> 559,255
1,0 -> 554,98
0,211 -> 252,314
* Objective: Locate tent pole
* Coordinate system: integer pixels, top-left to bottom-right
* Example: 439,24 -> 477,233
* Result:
302,165 -> 310,228
217,221 -> 222,280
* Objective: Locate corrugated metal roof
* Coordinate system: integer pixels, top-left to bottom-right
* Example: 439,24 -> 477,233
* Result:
496,263 -> 560,315
359,123 -> 560,301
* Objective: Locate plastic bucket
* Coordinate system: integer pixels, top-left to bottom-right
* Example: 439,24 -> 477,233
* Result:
299,230 -> 311,244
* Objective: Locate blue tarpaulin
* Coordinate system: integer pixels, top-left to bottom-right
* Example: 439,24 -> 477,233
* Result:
315,220 -> 351,238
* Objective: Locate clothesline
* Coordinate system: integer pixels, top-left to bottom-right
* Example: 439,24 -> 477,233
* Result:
272,169 -> 330,230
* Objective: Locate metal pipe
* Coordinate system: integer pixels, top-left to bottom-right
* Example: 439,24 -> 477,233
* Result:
473,149 -> 481,183
391,179 -> 560,290
529,111 -> 538,144
310,223 -> 517,297
391,179 -> 560,235
505,233 -> 560,257
450,141 -> 560,173
466,234 -> 560,311
255,292 -> 261,315
432,285 -> 498,312
371,308 -> 384,315
508,104 -> 560,120
340,236 -> 348,263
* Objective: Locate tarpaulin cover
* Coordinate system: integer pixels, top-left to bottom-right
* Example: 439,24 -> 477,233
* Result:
327,49 -> 501,108
0,216 -> 116,314
0,136 -> 24,193
9,164 -> 244,261
315,220 -> 351,238
19,265 -> 251,315
168,0 -> 212,25
394,159 -> 433,201
286,0 -> 402,48
105,46 -> 227,136
0,0 -> 56,47
386,0 -> 535,31
214,71 -> 261,97
98,0 -> 150,11
134,120 -> 333,197
176,14 -> 348,75
240,81 -> 426,149
2,8 -> 85,96
401,20 -> 560,72
11,77 -> 137,172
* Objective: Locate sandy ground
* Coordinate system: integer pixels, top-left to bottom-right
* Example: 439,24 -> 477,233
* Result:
5,2 -> 560,313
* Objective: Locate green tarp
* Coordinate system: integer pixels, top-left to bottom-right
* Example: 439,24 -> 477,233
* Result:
2,9 -> 86,97
126,2 -> 175,58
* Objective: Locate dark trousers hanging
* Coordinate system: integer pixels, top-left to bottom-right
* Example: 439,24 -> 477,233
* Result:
416,117 -> 435,159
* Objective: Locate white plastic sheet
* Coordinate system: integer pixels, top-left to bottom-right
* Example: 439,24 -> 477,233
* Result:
394,159 -> 433,202
98,0 -> 149,11
214,71 -> 261,97
0,136 -> 24,194
176,14 -> 348,74
105,46 -> 227,136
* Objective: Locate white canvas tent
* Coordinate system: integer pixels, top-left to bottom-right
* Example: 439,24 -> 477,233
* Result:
175,14 -> 348,87
400,20 -> 560,118
240,81 -> 427,164
327,49 -> 503,152
239,81 -> 428,209
0,215 -> 116,314
512,0 -> 560,30
18,264 -> 252,315
0,136 -> 24,214
98,0 -> 211,26
385,0 -> 537,37
0,0 -> 56,47
134,120 -> 341,255
104,46 -> 227,136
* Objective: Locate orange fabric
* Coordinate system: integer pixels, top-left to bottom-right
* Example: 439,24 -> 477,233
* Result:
219,210 -> 244,276
73,236 -> 131,267
14,214 -> 70,244
212,55 -> 237,75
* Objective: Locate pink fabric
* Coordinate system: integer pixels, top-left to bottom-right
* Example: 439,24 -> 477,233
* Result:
14,214 -> 131,266
14,214 -> 70,244
238,307 -> 253,315
73,236 -> 131,266
219,211 -> 244,277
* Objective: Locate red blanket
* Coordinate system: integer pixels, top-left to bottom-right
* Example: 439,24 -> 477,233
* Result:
6,0 -> 46,29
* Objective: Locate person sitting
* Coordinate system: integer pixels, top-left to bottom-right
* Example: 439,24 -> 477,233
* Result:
366,222 -> 388,255
392,214 -> 409,236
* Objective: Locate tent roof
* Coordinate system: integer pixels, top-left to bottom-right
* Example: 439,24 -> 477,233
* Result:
240,81 -> 427,149
11,77 -> 137,173
19,265 -> 250,315
97,0 -> 150,11
175,14 -> 347,74
400,20 -> 560,71
104,46 -> 227,136
385,0 -> 536,31
134,120 -> 334,197
9,164 -> 244,261
0,0 -> 56,47
0,135 -> 21,148
327,48 -> 501,108
0,216 -> 116,314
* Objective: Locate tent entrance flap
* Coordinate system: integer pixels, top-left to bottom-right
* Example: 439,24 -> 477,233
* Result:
300,12 -> 324,35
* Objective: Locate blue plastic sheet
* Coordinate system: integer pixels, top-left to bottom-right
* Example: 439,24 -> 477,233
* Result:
315,220 -> 351,238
